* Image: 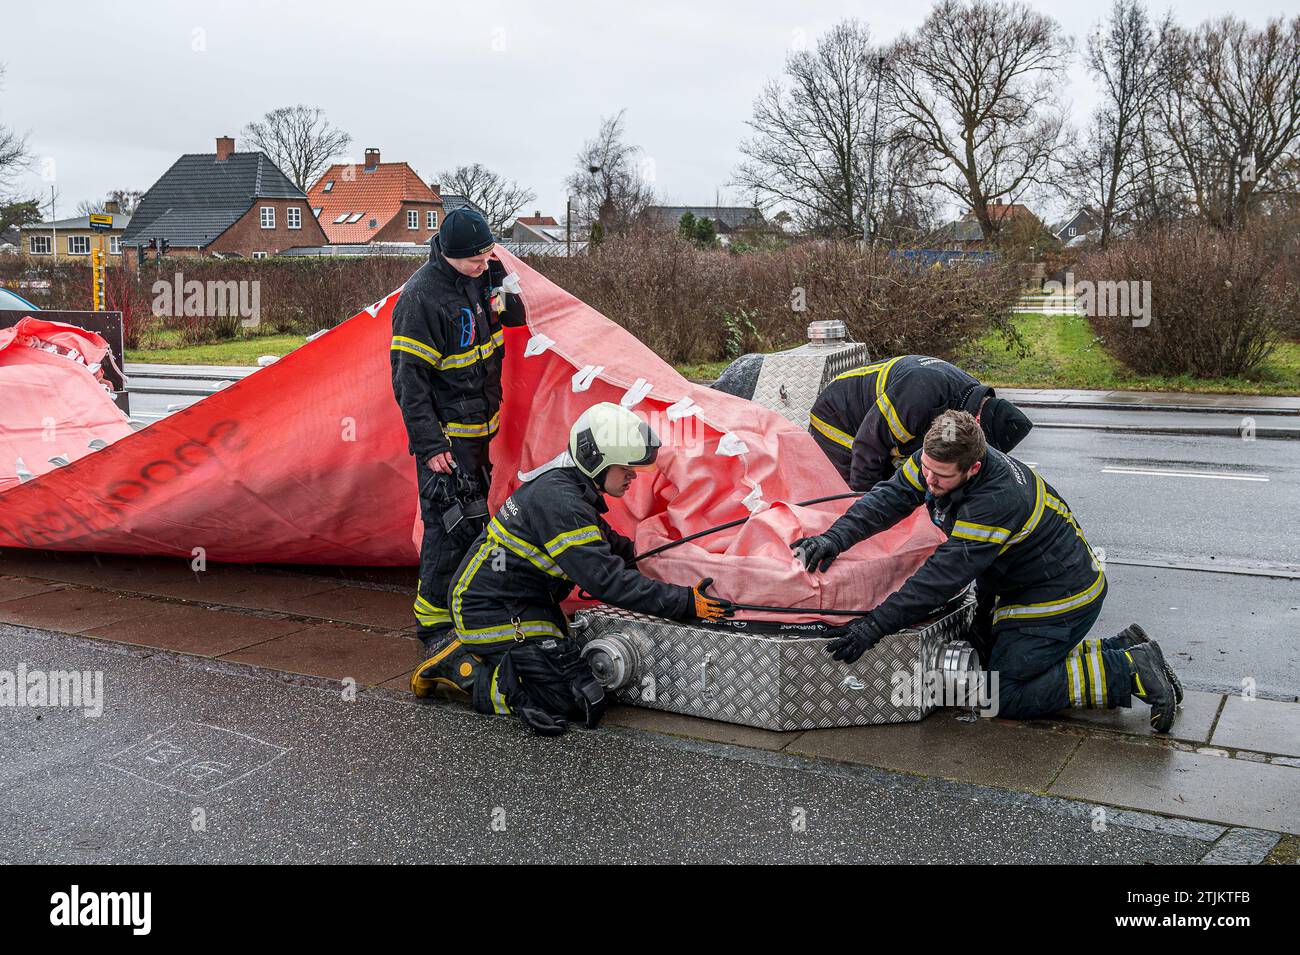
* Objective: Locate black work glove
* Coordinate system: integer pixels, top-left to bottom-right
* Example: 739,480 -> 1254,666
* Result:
824,619 -> 884,664
487,257 -> 508,288
791,535 -> 841,573
517,705 -> 568,737
690,577 -> 736,622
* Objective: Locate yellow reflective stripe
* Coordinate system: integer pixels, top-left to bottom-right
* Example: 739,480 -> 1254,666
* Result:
875,392 -> 913,443
544,525 -> 602,559
831,360 -> 891,384
458,619 -> 565,644
992,570 -> 1107,625
1089,647 -> 1107,707
437,328 -> 506,370
489,518 -> 565,579
809,413 -> 854,449
415,607 -> 451,626
999,471 -> 1046,554
443,411 -> 500,438
950,520 -> 1012,545
451,538 -> 496,632
391,335 -> 442,367
1065,653 -> 1083,707
489,666 -> 511,714
900,455 -> 925,491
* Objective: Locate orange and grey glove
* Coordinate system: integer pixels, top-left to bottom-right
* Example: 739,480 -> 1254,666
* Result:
690,577 -> 736,622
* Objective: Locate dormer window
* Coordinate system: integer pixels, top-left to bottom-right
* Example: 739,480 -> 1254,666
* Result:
323,181 -> 335,193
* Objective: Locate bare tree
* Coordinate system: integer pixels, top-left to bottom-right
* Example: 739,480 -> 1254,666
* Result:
435,163 -> 536,235
76,188 -> 144,217
734,21 -> 888,238
242,105 -> 352,191
0,65 -> 32,205
1061,1 -> 1172,246
889,0 -> 1071,241
565,111 -> 655,234
1158,16 -> 1300,228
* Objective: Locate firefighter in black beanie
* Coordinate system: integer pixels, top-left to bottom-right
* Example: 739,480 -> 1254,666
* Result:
390,208 -> 527,656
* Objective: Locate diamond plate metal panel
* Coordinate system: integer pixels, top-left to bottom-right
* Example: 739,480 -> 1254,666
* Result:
575,596 -> 975,731
751,342 -> 871,429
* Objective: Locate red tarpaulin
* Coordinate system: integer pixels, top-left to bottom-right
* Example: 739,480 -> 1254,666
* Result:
0,250 -> 941,620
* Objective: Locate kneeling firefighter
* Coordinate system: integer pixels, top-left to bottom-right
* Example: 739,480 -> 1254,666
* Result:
808,355 -> 1033,492
411,402 -> 736,735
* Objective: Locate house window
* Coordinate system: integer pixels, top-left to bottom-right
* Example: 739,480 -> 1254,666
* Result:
427,211 -> 437,229
312,208 -> 322,218
287,207 -> 302,230
260,206 -> 275,229
333,213 -> 350,224
323,181 -> 335,193
68,236 -> 91,255
29,235 -> 51,255
346,212 -> 364,224
407,210 -> 418,229
1068,227 -> 1077,237
252,251 -> 268,260
109,236 -> 121,254
369,218 -> 377,229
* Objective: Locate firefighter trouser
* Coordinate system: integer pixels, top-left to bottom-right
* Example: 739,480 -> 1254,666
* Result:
414,437 -> 492,638
981,598 -> 1135,719
468,632 -> 606,732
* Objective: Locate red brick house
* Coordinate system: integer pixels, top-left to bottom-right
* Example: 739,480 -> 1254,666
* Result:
306,149 -> 445,245
121,136 -> 329,265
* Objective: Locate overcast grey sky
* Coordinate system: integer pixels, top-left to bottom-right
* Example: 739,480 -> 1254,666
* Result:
2,0 -> 1294,224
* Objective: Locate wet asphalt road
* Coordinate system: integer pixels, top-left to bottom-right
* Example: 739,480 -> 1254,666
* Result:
0,625 -> 1217,865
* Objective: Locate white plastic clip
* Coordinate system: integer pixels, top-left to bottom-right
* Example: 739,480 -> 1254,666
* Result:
717,432 -> 749,456
524,333 -> 555,357
572,364 -> 604,392
741,485 -> 766,513
620,378 -> 654,409
666,396 -> 700,421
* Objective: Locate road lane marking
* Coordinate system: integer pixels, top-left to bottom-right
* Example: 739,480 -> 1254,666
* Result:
1101,466 -> 1268,482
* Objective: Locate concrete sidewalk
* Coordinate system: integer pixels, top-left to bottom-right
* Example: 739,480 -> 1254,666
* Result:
2,548 -> 1297,844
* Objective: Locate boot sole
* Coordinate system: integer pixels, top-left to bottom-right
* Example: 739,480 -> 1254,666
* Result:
1121,624 -> 1184,706
411,637 -> 467,697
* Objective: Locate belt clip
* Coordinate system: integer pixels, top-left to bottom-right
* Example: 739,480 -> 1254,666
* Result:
511,616 -> 525,643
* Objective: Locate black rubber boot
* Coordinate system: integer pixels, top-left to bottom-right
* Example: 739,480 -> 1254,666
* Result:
410,637 -> 479,700
1126,643 -> 1178,733
1111,624 -> 1184,704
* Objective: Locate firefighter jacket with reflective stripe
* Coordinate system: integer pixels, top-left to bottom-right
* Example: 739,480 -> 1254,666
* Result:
450,467 -> 695,647
808,355 -> 993,490
390,236 -> 527,461
822,447 -> 1106,640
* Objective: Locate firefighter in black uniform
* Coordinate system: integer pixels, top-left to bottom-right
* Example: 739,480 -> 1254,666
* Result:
390,208 -> 527,653
411,402 -> 736,736
808,355 -> 1034,491
792,410 -> 1184,731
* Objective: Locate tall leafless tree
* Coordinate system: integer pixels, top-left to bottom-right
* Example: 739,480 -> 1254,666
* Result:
76,188 -> 143,217
734,21 -> 888,238
1158,15 -> 1300,228
565,111 -> 655,234
0,65 -> 32,206
242,105 -> 352,192
435,163 -> 536,235
1061,0 -> 1172,246
889,0 -> 1071,241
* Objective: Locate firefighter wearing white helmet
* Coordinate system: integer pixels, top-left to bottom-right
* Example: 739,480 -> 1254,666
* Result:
411,402 -> 735,736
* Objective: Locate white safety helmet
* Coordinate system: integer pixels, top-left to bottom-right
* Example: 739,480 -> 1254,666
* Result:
569,402 -> 661,480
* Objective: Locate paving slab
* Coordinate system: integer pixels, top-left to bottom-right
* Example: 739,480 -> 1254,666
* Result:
124,569 -> 345,613
1211,695 -> 1300,758
1049,737 -> 1300,835
0,575 -> 68,603
0,589 -> 171,635
601,705 -> 801,752
81,602 -> 313,657
376,669 -> 417,692
1046,691 -> 1223,745
785,712 -> 1080,792
219,623 -> 419,685
276,585 -> 414,631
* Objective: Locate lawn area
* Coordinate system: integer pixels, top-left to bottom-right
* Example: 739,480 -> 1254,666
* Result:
956,312 -> 1300,396
126,333 -> 309,365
